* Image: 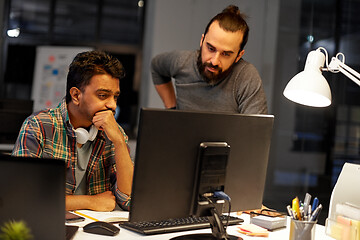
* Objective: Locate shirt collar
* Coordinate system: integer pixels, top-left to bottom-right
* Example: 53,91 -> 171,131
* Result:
58,97 -> 76,138
59,97 -> 106,140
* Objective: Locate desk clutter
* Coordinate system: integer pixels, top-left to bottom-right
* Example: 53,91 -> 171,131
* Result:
248,208 -> 287,230
237,223 -> 269,237
287,193 -> 322,222
66,210 -> 127,239
250,215 -> 287,230
286,193 -> 321,240
325,202 -> 360,240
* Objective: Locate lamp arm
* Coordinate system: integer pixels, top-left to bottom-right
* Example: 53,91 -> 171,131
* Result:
329,57 -> 360,86
338,61 -> 360,86
318,47 -> 330,67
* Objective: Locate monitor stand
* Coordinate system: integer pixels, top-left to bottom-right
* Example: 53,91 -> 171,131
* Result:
170,207 -> 242,240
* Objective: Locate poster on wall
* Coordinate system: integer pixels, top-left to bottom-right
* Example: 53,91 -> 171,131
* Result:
31,46 -> 93,112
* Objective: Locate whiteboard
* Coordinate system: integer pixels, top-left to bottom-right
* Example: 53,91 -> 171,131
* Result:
31,46 -> 93,112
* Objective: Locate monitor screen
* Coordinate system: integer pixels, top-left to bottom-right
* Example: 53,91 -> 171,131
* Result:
0,155 -> 65,240
129,108 -> 274,223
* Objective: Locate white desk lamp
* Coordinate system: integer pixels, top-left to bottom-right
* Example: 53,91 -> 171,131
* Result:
283,47 -> 360,107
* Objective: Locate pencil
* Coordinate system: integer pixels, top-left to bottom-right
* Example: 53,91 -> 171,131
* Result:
73,211 -> 100,221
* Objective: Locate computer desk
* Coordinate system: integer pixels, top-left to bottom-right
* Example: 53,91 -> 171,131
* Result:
68,210 -> 335,240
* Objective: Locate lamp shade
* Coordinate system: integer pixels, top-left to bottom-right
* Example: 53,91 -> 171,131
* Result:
283,49 -> 332,107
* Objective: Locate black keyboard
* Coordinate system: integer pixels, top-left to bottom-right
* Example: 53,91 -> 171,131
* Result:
119,215 -> 243,235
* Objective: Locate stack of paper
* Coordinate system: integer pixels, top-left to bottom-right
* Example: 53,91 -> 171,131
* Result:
250,215 -> 287,230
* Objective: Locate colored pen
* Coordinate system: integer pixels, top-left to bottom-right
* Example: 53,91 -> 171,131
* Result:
310,204 -> 322,222
307,204 -> 312,220
309,204 -> 312,217
303,193 -> 311,216
300,206 -> 304,219
292,197 -> 302,220
287,205 -> 294,219
312,197 -> 319,213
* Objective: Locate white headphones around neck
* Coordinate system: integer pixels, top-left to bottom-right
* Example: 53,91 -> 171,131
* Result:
75,125 -> 98,144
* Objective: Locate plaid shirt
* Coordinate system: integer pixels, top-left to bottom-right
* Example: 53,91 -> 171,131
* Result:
12,98 -> 131,210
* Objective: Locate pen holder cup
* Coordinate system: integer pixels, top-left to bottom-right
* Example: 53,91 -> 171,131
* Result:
289,219 -> 317,240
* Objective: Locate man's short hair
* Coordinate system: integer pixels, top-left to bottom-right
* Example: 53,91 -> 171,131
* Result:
66,50 -> 125,103
203,5 -> 249,51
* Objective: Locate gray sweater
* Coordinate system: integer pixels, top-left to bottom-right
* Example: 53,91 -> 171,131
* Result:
151,50 -> 268,114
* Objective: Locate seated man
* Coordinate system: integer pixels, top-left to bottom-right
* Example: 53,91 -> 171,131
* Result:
12,51 -> 134,211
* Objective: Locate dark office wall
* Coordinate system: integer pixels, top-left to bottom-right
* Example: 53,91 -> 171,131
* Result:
0,1 -> 5,95
0,1 -> 144,139
267,0 -> 360,225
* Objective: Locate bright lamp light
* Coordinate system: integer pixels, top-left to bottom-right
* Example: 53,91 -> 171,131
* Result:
283,47 -> 360,107
7,28 -> 20,38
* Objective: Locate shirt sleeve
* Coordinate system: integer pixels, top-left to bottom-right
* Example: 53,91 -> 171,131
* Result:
12,116 -> 44,157
151,50 -> 185,85
110,124 -> 132,211
113,185 -> 131,211
110,161 -> 131,211
235,62 -> 268,114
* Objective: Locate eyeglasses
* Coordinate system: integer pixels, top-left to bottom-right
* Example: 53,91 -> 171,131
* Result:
249,208 -> 287,218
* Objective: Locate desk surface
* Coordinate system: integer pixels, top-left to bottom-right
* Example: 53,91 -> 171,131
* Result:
68,210 -> 335,240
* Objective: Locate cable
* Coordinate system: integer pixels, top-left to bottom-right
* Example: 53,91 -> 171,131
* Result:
213,191 -> 232,229
213,191 -> 231,201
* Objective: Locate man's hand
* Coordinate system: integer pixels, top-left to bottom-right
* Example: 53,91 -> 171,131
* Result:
92,109 -> 133,199
66,191 -> 116,212
88,191 -> 116,211
92,110 -> 123,144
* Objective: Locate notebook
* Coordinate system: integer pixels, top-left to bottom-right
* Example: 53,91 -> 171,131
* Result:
0,154 -> 66,240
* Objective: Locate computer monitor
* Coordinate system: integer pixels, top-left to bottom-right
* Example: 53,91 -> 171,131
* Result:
128,108 -> 274,239
0,155 -> 65,240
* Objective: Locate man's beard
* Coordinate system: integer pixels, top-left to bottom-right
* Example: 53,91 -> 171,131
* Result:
196,50 -> 236,86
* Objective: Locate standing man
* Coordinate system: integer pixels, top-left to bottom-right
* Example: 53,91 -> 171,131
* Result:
12,51 -> 134,211
151,5 -> 267,114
